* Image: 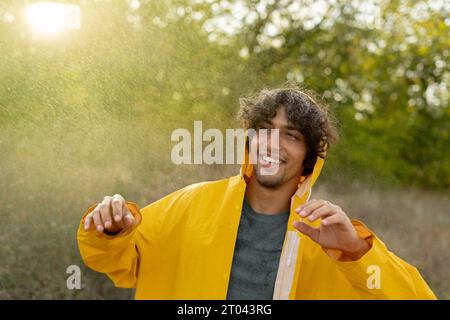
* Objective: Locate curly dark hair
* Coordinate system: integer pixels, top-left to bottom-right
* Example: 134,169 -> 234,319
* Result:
237,85 -> 339,176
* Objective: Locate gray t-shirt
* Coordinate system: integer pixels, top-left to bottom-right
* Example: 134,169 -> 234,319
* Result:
226,198 -> 290,300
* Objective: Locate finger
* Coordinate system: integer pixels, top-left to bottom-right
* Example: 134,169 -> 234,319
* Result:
306,205 -> 336,222
111,194 -> 125,223
92,207 -> 103,232
321,214 -> 344,226
99,197 -> 113,229
295,200 -> 310,213
296,199 -> 326,218
296,199 -> 323,216
123,211 -> 136,230
84,213 -> 93,231
293,221 -> 319,242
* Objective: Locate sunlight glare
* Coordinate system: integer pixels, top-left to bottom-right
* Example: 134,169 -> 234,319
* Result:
25,2 -> 80,37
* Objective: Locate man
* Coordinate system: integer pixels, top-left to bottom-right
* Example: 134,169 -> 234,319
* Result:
77,86 -> 436,299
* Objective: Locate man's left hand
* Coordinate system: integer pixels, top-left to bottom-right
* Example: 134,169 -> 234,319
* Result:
293,199 -> 370,260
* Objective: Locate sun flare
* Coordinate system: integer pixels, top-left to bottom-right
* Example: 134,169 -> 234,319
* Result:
25,2 -> 80,37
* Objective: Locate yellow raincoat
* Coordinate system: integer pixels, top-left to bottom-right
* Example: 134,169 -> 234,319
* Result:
77,146 -> 436,300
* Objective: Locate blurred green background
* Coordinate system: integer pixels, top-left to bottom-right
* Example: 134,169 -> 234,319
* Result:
0,0 -> 448,299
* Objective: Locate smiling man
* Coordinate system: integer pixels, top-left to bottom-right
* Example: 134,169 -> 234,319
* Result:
77,86 -> 436,299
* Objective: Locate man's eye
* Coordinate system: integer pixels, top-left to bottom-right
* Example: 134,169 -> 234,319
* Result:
286,132 -> 298,140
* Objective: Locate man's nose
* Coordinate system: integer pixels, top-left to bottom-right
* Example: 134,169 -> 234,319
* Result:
259,129 -> 280,154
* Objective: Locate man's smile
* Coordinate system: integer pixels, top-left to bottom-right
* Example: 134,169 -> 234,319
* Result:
258,152 -> 286,169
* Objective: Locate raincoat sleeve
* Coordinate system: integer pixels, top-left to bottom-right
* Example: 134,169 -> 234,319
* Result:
325,220 -> 437,299
76,185 -> 197,289
76,201 -> 143,288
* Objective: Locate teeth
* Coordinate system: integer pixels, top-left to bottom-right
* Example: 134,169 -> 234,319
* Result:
262,155 -> 280,165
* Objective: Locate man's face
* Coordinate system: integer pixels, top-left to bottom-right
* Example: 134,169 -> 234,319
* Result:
249,106 -> 308,189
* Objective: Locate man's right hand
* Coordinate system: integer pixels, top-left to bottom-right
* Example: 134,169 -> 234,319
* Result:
84,194 -> 137,234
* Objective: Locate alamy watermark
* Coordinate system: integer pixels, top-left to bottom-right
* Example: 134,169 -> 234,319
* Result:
171,121 -> 281,175
366,265 -> 381,289
66,264 -> 81,290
